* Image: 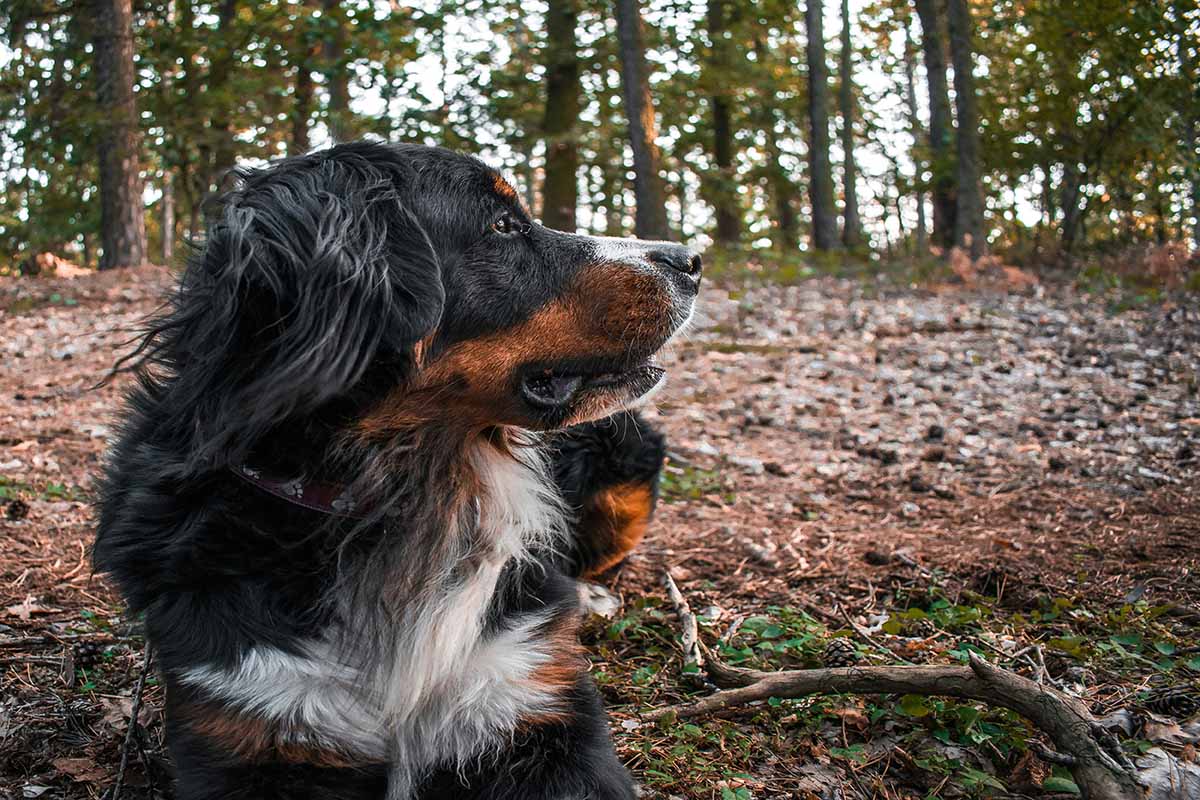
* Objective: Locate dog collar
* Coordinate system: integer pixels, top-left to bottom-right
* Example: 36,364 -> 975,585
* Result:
229,465 -> 366,519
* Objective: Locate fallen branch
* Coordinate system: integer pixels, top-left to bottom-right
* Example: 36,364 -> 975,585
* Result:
109,646 -> 152,800
662,570 -> 705,684
646,652 -> 1142,800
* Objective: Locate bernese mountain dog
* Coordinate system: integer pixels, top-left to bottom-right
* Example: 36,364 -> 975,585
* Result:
94,141 -> 700,800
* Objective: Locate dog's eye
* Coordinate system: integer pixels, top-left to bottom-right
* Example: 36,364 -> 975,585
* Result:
491,214 -> 527,236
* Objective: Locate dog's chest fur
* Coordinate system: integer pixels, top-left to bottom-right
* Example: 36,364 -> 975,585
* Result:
179,444 -> 567,796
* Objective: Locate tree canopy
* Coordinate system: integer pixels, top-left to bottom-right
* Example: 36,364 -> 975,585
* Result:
1,0 -> 1196,270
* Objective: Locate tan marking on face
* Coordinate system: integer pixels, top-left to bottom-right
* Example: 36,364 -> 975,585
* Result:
580,481 -> 655,578
492,173 -> 519,202
358,262 -> 674,435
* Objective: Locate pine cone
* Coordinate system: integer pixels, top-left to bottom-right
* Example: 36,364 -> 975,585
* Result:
823,638 -> 859,668
908,618 -> 938,638
1145,685 -> 1200,718
72,641 -> 105,669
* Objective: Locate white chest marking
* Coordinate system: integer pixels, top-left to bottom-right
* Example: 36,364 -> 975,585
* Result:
179,442 -> 569,797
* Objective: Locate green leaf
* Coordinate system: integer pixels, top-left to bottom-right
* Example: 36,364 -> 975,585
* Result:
830,744 -> 868,763
1042,776 -> 1080,794
898,694 -> 932,717
958,766 -> 1005,790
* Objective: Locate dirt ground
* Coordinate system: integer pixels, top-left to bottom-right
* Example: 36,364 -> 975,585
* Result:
1,267 -> 1197,799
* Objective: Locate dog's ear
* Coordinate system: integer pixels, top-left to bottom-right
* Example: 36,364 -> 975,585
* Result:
156,151 -> 443,473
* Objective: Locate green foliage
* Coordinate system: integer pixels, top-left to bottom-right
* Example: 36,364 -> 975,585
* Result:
587,576 -> 1197,797
658,462 -> 733,504
2,1 -> 1196,273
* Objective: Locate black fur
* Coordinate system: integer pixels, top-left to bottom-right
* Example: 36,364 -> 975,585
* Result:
95,141 -> 697,800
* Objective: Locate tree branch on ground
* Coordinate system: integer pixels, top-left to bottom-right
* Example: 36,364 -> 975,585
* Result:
650,622 -> 1143,799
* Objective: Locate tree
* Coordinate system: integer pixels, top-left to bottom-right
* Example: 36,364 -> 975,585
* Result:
838,0 -> 862,248
290,1 -> 320,155
912,0 -> 955,250
902,15 -> 928,254
90,0 -> 146,269
322,0 -> 355,142
541,0 -> 581,232
1179,4 -> 1199,249
615,0 -> 670,240
946,0 -> 985,257
805,0 -> 838,251
706,0 -> 742,246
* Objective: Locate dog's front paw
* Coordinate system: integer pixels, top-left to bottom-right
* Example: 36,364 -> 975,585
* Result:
577,582 -> 620,619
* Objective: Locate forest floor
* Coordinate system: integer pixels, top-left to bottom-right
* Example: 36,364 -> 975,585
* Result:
1,264 -> 1198,799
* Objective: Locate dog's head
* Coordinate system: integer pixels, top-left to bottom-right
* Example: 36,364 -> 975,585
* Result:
157,142 -> 699,467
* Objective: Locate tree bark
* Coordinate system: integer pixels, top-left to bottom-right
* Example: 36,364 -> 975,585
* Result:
1061,161 -> 1086,253
838,0 -> 861,248
903,17 -> 928,255
706,0 -> 741,246
541,0 -> 581,232
322,0 -> 354,142
648,653 -> 1143,800
946,0 -> 985,258
1179,8 -> 1199,250
207,0 -> 239,196
90,0 -> 146,270
913,0 -> 956,250
615,0 -> 670,240
749,37 -> 797,251
290,0 -> 318,156
161,174 -> 174,264
805,0 -> 838,251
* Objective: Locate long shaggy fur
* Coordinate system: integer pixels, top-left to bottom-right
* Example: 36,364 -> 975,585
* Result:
95,141 -> 700,800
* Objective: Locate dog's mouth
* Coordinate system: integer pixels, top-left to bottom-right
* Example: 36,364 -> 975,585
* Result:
519,359 -> 666,413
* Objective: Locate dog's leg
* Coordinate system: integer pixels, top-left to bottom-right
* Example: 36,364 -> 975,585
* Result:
549,411 -> 666,581
417,675 -> 636,800
166,696 -> 388,800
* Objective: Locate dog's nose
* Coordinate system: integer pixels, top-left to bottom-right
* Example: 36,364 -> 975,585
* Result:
646,246 -> 702,280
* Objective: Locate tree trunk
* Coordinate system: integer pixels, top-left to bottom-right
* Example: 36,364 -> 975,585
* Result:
322,0 -> 354,142
1180,9 -> 1199,250
207,0 -> 239,196
91,0 -> 146,270
946,0 -> 985,258
541,0 -> 581,232
752,37 -> 798,252
160,0 -> 177,266
161,174 -> 175,264
1061,161 -> 1086,253
290,0 -> 318,156
805,0 -> 838,251
615,0 -> 670,240
913,0 -> 955,250
838,0 -> 861,248
706,0 -> 741,246
903,17 -> 928,255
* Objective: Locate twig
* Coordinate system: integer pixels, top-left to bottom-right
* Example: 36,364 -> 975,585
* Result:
1031,740 -> 1077,766
662,569 -> 705,684
645,652 -> 1141,800
109,646 -> 152,800
838,605 -> 915,665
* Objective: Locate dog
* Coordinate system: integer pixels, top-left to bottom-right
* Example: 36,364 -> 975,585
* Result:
95,141 -> 701,799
